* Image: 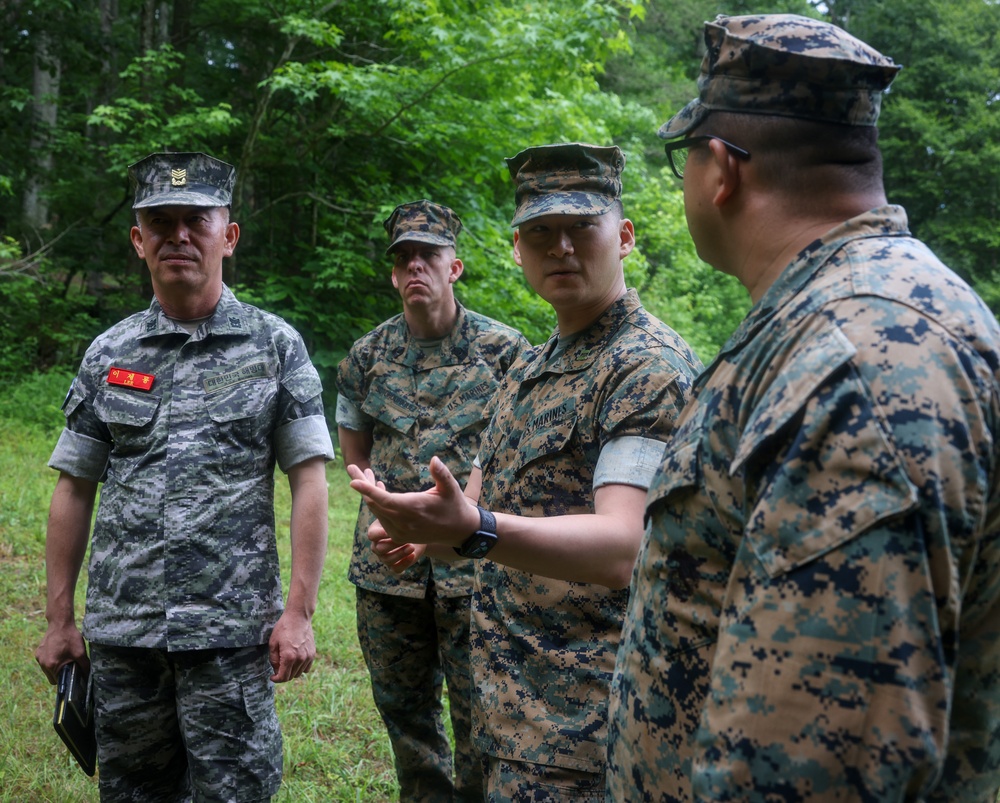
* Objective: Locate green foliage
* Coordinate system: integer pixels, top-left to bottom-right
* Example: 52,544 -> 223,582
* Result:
0,370 -> 74,435
0,0 -> 759,375
0,272 -> 101,385
848,0 -> 1000,301
88,46 -> 241,168
7,0 -> 997,376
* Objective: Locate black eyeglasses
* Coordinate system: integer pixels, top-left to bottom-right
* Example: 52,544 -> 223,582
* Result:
663,136 -> 751,179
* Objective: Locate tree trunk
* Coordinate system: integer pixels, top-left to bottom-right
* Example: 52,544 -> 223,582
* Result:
24,31 -> 61,231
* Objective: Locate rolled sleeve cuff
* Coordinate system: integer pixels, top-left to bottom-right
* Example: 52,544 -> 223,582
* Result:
335,393 -> 374,431
275,414 -> 336,472
593,435 -> 667,491
48,429 -> 110,483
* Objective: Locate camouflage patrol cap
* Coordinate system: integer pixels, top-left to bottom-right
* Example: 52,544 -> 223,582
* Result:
128,152 -> 236,209
659,14 -> 901,139
505,142 -> 625,227
383,200 -> 463,255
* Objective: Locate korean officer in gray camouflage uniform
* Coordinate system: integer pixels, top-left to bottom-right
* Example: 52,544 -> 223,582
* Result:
349,143 -> 702,801
35,152 -> 335,802
336,200 -> 527,801
609,14 -> 1000,802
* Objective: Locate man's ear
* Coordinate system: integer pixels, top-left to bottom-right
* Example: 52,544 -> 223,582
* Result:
223,222 -> 240,257
512,229 -> 523,267
449,258 -> 464,283
709,137 -> 742,208
130,226 -> 145,259
618,218 -> 636,260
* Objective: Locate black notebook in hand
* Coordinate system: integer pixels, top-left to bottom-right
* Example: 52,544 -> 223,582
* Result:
53,661 -> 97,776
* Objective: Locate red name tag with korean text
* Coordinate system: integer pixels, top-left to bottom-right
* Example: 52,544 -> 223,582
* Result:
106,367 -> 155,392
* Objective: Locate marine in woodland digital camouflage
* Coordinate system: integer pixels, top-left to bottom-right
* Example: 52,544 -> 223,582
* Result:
91,643 -> 281,800
355,588 -> 477,799
658,13 -> 901,139
48,285 -> 334,651
472,289 -> 702,773
609,207 -> 1000,801
337,302 -> 527,598
384,199 -> 463,254
128,151 -> 236,209
506,142 -> 625,226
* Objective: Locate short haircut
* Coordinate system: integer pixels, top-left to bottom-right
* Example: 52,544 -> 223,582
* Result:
701,111 -> 885,196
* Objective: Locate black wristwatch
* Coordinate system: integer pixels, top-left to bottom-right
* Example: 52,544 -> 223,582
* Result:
454,506 -> 499,559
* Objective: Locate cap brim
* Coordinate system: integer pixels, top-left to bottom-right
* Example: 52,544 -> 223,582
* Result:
134,191 -> 229,209
657,98 -> 709,140
510,192 -> 614,228
385,232 -> 455,255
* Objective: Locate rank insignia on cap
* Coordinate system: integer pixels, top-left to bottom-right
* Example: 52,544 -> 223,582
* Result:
130,152 -> 235,209
107,367 -> 155,391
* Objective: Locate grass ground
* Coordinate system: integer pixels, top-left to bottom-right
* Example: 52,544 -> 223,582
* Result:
0,417 -> 399,802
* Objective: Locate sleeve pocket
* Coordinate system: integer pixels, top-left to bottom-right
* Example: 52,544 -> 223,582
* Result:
281,362 -> 323,404
737,326 -> 918,578
61,380 -> 86,418
646,403 -> 704,514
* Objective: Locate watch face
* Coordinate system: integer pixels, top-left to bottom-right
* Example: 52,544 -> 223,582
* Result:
463,531 -> 498,558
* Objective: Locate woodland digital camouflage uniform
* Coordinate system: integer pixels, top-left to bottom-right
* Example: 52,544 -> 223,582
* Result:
50,285 -> 332,650
609,13 -> 1000,802
472,289 -> 702,776
337,233 -> 527,799
339,303 -> 526,598
611,207 -> 1000,802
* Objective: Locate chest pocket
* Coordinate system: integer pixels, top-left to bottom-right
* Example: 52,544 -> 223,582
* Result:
93,386 -> 160,439
512,412 -> 578,472
204,378 -> 275,424
362,385 -> 416,436
205,378 -> 277,478
93,387 -> 161,484
361,383 -> 417,472
506,409 -> 585,515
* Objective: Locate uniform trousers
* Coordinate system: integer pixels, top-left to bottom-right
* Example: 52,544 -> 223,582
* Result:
356,585 -> 481,802
90,643 -> 281,803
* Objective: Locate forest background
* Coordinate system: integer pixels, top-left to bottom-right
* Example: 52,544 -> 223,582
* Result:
2,0 -> 998,405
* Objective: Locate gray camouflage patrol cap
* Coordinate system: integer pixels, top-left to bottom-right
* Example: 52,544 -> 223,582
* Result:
383,199 -> 463,255
659,14 -> 901,139
128,152 -> 236,209
505,142 -> 625,227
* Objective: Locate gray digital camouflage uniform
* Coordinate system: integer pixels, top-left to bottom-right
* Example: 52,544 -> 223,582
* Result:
49,284 -> 334,799
609,210 -> 1000,800
51,284 -> 333,649
338,301 -> 526,800
472,289 -> 702,776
